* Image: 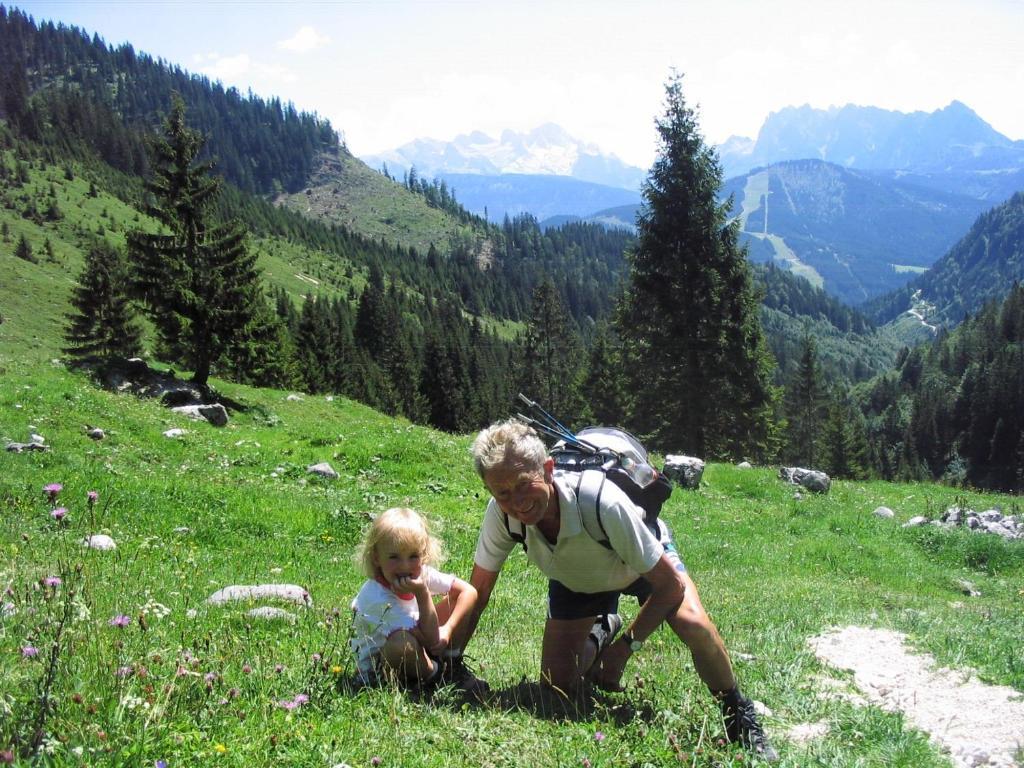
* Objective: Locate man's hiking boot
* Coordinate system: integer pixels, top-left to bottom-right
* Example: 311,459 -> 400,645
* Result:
438,653 -> 490,700
589,613 -> 623,656
719,689 -> 778,762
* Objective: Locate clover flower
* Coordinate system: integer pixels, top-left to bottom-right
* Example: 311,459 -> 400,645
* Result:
242,663 -> 253,675
594,731 -> 606,743
21,645 -> 39,658
87,490 -> 99,505
109,614 -> 132,628
43,483 -> 62,500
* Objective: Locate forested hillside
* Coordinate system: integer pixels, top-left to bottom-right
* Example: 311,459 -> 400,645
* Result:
858,283 -> 1024,490
864,192 -> 1024,327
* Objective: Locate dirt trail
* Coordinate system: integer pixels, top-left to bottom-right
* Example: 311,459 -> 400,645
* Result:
809,626 -> 1024,767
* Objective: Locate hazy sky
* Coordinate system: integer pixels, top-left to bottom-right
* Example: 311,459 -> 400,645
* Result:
15,0 -> 1024,168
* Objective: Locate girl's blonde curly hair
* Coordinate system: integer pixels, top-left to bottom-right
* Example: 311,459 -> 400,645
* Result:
358,507 -> 444,578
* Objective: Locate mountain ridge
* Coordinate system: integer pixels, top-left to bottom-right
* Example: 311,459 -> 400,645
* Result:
361,124 -> 646,191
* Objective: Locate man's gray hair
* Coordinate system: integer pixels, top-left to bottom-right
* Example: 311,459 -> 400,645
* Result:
471,419 -> 547,477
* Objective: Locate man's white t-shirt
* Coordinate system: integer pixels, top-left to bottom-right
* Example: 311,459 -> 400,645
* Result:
350,565 -> 455,680
473,471 -> 663,593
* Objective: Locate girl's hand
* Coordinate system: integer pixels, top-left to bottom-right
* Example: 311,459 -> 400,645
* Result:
428,625 -> 452,656
393,574 -> 429,598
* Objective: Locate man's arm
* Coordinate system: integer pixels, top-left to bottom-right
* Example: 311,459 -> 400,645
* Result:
592,553 -> 685,687
450,564 -> 499,653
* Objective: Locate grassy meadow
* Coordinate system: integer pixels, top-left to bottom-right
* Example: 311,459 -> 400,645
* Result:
2,148 -> 1023,768
1,349 -> 1022,767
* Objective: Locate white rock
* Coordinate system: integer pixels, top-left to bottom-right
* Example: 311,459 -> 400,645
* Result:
30,433 -> 45,444
207,584 -> 312,607
163,428 -> 185,438
247,606 -> 297,622
170,403 -> 229,427
173,527 -> 191,535
752,700 -> 773,717
663,455 -> 705,489
787,720 -> 830,744
902,516 -> 929,527
286,394 -> 303,402
1,602 -> 16,619
872,506 -> 895,519
87,427 -> 105,440
83,534 -> 117,551
307,462 -> 339,479
325,396 -> 334,402
736,461 -> 752,469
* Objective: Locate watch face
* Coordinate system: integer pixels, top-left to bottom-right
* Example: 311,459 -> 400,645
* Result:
629,639 -> 643,651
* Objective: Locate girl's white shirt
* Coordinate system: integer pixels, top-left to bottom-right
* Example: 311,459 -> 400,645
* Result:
350,565 -> 455,680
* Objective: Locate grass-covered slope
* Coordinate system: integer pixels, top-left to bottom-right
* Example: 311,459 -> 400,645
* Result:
274,149 -> 495,259
2,353 -> 1022,766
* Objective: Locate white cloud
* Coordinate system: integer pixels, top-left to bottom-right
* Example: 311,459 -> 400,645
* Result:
276,26 -> 329,53
196,53 -> 252,81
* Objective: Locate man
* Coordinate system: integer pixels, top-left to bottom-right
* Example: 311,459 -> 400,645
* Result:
460,419 -> 776,761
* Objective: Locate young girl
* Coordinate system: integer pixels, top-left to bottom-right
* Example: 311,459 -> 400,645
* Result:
351,507 -> 480,689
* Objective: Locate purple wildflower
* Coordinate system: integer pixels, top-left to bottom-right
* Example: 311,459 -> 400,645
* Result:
371,758 -> 382,767
581,759 -> 591,768
155,761 -> 168,768
42,576 -> 61,588
21,645 -> 39,658
204,672 -> 217,684
50,507 -> 67,521
43,483 -> 62,500
242,663 -> 253,675
277,699 -> 297,711
87,490 -> 99,504
116,666 -> 133,678
109,614 -> 132,628
594,731 -> 606,743
227,687 -> 240,699
273,663 -> 284,674
293,693 -> 309,706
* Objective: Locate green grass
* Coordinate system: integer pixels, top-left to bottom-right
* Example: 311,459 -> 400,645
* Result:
274,149 -> 492,260
2,352 -> 1022,766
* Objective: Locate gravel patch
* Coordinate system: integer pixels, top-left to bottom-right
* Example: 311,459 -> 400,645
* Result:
810,626 -> 1024,768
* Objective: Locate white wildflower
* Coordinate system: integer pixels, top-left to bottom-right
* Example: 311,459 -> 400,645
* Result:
140,600 -> 171,619
120,693 -> 143,710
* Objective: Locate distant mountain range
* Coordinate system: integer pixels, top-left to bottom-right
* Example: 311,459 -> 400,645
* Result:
717,101 -> 1024,197
361,125 -> 645,222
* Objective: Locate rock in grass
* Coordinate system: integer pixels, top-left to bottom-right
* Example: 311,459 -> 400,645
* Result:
207,584 -> 312,607
872,506 -> 895,519
780,466 -> 831,493
171,403 -> 229,426
307,462 -> 339,479
248,606 -> 297,622
663,455 -> 704,489
736,461 -> 752,469
163,428 -> 186,438
83,534 -> 117,551
6,441 -> 50,452
902,515 -> 929,528
87,427 -> 105,440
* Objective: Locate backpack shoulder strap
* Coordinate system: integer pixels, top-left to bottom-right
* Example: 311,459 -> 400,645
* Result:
502,511 -> 527,553
575,469 -> 612,549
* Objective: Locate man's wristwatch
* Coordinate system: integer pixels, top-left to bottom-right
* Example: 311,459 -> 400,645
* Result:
622,631 -> 643,653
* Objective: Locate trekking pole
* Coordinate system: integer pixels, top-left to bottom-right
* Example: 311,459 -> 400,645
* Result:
516,394 -> 577,442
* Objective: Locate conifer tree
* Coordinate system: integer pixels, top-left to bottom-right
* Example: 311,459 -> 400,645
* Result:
617,73 -> 775,458
127,96 -> 265,388
580,324 -> 628,425
518,279 -> 582,421
783,333 -> 828,466
14,234 -> 34,263
63,241 -> 142,361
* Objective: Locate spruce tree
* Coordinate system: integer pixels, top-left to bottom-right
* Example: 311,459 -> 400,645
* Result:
14,234 -> 34,263
127,96 -> 264,388
580,324 -> 628,425
518,279 -> 582,421
63,241 -> 142,361
783,333 -> 828,467
617,73 -> 775,458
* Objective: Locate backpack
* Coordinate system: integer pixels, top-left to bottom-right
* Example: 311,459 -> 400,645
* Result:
502,425 -> 673,553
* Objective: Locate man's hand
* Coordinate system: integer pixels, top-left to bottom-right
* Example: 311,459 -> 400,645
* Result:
589,638 -> 630,692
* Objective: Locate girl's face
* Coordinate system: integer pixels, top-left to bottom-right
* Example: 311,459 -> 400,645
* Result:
374,538 -> 423,587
